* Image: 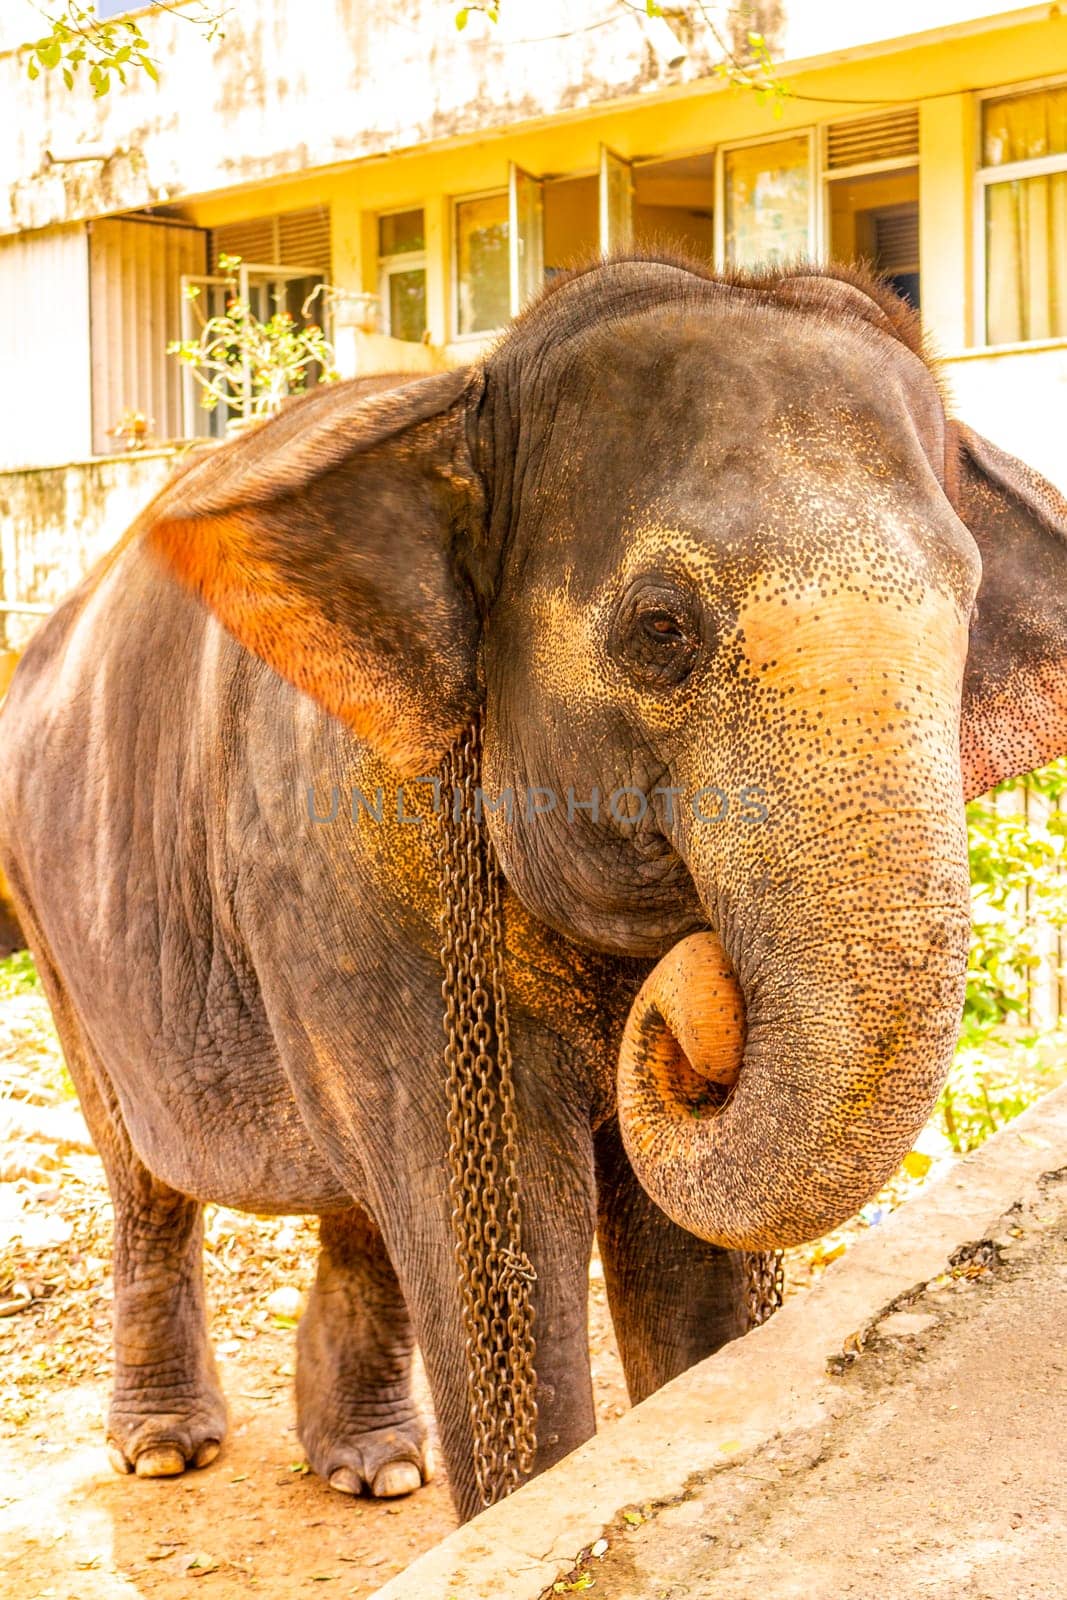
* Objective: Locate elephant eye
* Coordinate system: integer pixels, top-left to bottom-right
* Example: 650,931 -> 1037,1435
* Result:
641,610 -> 685,642
617,599 -> 702,689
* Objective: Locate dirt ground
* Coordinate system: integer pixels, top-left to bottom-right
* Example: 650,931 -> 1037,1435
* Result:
0,983 -> 983,1600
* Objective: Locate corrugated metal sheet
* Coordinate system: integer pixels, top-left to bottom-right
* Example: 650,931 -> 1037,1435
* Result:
211,207 -> 332,276
88,217 -> 207,455
825,109 -> 919,170
0,225 -> 92,469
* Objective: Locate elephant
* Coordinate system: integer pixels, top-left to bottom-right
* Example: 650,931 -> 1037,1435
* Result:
1,254 -> 1065,1522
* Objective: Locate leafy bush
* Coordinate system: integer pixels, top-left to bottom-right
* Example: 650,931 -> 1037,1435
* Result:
0,950 -> 41,1001
168,255 -> 339,422
963,758 -> 1067,1040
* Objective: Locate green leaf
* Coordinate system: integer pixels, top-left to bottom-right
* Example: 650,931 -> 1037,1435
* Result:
38,39 -> 62,70
140,55 -> 160,83
62,66 -> 73,89
455,7 -> 469,29
27,58 -> 39,81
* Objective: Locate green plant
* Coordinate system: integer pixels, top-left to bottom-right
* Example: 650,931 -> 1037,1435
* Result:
928,757 -> 1067,1155
24,2 -> 224,95
0,950 -> 40,1000
167,255 -> 340,422
963,758 -> 1067,1042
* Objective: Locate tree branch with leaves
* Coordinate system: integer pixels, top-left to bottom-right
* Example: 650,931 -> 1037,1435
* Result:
455,0 -> 789,110
24,1 -> 225,95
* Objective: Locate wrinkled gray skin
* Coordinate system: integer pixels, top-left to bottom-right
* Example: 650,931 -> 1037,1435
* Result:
1,258 -> 1065,1521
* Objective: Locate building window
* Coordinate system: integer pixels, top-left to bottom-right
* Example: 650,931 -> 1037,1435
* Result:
378,209 -> 427,342
722,134 -> 811,268
981,84 -> 1067,344
455,192 -> 509,337
633,152 -> 714,263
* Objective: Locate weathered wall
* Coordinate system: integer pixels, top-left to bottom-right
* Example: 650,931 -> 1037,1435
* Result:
0,450 -> 179,651
0,0 -> 716,237
2,2 -> 1048,239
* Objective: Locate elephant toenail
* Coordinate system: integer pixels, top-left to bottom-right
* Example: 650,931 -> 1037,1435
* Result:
372,1461 -> 422,1498
135,1445 -> 186,1477
328,1466 -> 363,1496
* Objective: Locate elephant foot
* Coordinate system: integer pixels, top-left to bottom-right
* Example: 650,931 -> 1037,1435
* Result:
300,1408 -> 434,1499
107,1374 -> 227,1478
295,1207 -> 432,1499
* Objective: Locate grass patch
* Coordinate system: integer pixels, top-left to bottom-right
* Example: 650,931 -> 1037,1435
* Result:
0,949 -> 40,1001
938,1027 -> 1067,1154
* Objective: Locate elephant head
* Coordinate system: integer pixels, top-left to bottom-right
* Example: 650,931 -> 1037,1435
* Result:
147,256 -> 1067,1251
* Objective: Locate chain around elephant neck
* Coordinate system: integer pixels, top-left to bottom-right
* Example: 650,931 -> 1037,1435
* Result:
438,717 -> 538,1508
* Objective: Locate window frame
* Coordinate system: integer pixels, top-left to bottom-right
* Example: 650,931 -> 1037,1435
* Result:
713,127 -> 817,271
451,186 -> 510,344
376,205 -> 428,342
974,74 -> 1067,349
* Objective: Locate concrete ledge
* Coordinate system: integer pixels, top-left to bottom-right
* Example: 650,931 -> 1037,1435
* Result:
373,1085 -> 1067,1600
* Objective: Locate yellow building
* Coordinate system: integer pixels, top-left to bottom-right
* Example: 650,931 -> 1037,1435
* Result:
0,1 -> 1065,592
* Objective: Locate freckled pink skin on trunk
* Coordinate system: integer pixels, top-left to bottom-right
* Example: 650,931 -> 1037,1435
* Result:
617,565 -> 974,1253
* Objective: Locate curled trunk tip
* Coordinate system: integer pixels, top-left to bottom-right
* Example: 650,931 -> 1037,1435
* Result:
618,931 -> 745,1158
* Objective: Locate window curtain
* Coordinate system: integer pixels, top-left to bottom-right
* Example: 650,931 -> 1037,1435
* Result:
985,88 -> 1067,343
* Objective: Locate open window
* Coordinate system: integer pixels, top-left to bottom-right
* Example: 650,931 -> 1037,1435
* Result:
824,110 -> 920,309
454,191 -> 510,337
719,132 -> 814,269
600,146 -> 634,253
828,171 -> 919,308
633,151 -> 714,261
510,163 -> 544,314
377,208 -> 427,342
979,82 -> 1067,344
544,174 -> 599,279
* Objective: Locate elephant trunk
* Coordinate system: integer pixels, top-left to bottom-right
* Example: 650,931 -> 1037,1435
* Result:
617,819 -> 971,1251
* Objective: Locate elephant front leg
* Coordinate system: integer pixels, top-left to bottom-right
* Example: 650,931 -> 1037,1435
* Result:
296,1206 -> 433,1499
385,1113 -> 599,1522
594,1117 -> 747,1404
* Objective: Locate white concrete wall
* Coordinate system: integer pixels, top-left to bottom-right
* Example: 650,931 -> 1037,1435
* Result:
0,225 -> 92,469
944,343 -> 1067,494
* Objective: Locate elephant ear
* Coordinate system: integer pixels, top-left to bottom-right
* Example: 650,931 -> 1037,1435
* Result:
955,423 -> 1067,800
146,369 -> 486,776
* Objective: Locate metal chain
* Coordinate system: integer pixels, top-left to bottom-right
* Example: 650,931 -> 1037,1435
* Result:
743,1248 -> 785,1329
438,719 -> 780,1495
438,718 -> 538,1508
